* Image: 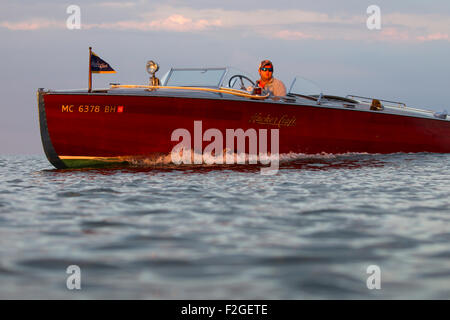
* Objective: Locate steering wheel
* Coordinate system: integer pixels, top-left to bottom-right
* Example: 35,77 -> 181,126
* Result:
228,75 -> 255,90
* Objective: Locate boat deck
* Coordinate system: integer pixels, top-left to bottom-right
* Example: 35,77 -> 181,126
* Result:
41,86 -> 449,122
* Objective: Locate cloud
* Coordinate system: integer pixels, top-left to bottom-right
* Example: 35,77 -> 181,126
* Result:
378,28 -> 410,42
139,7 -> 362,28
272,30 -> 323,41
94,2 -> 138,8
417,33 -> 449,42
2,4 -> 450,43
0,20 -> 63,31
86,14 -> 222,32
383,13 -> 450,34
149,14 -> 222,31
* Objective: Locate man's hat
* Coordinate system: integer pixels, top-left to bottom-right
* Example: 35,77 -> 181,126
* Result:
259,59 -> 273,69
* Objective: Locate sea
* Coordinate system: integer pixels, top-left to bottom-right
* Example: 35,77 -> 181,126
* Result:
0,153 -> 449,299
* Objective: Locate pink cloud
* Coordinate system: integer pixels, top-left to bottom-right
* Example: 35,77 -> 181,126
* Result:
87,14 -> 222,32
95,2 -> 137,8
379,28 -> 410,41
0,20 -> 62,31
417,33 -> 449,42
149,14 -> 222,31
273,30 -> 323,41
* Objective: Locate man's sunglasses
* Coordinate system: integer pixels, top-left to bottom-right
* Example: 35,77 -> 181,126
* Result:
260,67 -> 273,72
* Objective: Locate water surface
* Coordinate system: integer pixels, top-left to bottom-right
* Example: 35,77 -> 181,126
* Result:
0,154 -> 449,299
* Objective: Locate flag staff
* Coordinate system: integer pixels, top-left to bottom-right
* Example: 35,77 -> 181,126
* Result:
88,47 -> 115,92
88,46 -> 92,93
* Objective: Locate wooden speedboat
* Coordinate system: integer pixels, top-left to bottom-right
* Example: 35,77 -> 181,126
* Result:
37,63 -> 450,169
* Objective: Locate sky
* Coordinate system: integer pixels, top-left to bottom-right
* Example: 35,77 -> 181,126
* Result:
1,0 -> 450,154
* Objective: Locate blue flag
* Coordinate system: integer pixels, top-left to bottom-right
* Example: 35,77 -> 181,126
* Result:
90,51 -> 116,74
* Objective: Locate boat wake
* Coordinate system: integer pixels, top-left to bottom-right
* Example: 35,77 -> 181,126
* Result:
122,150 -> 380,172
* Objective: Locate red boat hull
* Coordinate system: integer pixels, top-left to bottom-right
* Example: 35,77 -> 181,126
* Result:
38,90 -> 450,169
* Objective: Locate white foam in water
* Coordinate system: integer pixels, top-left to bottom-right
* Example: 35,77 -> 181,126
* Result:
279,151 -> 371,161
126,149 -> 371,167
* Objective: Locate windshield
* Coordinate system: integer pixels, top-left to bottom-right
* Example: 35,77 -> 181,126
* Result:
163,68 -> 227,87
288,76 -> 323,97
161,67 -> 255,89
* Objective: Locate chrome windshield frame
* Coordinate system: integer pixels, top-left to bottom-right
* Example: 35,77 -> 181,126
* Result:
162,67 -> 228,88
161,67 -> 256,90
288,77 -> 297,94
288,76 -> 323,98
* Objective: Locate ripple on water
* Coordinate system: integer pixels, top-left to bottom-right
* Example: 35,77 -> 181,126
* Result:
80,220 -> 136,229
125,209 -> 171,216
57,192 -> 83,198
17,258 -> 119,271
6,179 -> 23,184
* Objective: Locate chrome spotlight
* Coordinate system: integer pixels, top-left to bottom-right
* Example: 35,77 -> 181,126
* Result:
146,60 -> 159,75
146,60 -> 160,88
